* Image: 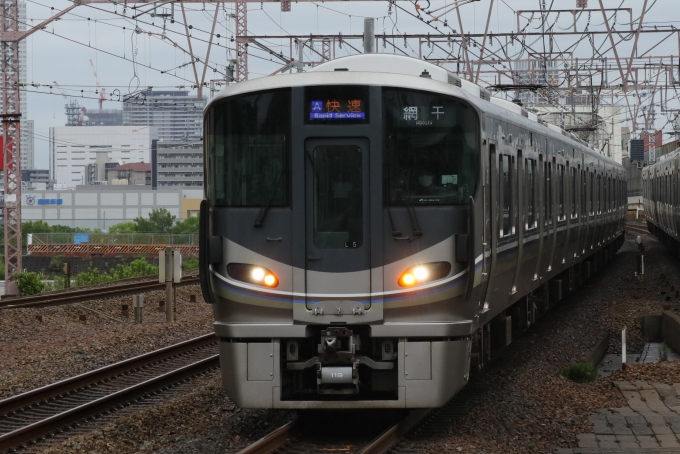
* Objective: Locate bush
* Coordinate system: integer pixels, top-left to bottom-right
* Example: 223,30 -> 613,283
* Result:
182,257 -> 199,271
75,267 -> 113,287
75,259 -> 158,287
659,343 -> 670,362
14,271 -> 50,296
560,362 -> 598,383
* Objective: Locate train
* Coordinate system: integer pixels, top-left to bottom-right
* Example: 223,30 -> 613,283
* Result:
643,149 -> 680,256
199,54 -> 627,409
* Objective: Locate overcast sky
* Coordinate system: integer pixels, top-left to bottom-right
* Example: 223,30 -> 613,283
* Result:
20,0 -> 680,169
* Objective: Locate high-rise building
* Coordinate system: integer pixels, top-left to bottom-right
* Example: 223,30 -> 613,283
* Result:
49,126 -> 158,188
123,91 -> 205,142
0,1 -> 35,170
22,120 -> 35,169
151,141 -> 203,188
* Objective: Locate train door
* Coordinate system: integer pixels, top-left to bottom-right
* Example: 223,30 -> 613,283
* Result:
485,143 -> 518,316
510,149 -> 524,297
539,158 -> 555,278
480,142 -> 495,316
303,138 -> 373,317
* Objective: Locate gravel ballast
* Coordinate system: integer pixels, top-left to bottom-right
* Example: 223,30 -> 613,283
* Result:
0,284 -> 212,398
4,224 -> 680,454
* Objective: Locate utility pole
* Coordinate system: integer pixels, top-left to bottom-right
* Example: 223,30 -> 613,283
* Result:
1,0 -> 23,295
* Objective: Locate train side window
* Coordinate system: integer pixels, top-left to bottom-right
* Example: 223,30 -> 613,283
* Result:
581,170 -> 587,217
557,164 -> 565,221
544,162 -> 552,227
589,172 -> 594,215
571,167 -> 577,218
597,174 -> 602,214
501,154 -> 513,237
605,176 -> 609,212
526,158 -> 536,230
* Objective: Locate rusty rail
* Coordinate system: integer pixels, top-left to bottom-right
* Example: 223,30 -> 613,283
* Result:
0,276 -> 200,310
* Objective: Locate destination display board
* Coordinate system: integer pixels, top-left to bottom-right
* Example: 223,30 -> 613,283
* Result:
304,86 -> 369,124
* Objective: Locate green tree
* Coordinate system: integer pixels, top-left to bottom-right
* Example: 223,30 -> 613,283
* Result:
108,222 -> 137,234
133,208 -> 176,233
172,216 -> 199,234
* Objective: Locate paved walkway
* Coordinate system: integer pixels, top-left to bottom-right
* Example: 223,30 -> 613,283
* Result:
556,381 -> 680,453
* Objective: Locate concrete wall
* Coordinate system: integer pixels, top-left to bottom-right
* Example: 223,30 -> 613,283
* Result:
21,187 -> 203,228
661,311 -> 680,356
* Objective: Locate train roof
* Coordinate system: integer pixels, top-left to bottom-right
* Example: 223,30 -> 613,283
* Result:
208,54 -> 620,169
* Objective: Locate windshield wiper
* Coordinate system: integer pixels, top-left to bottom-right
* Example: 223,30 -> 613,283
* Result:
404,194 -> 423,239
254,169 -> 283,228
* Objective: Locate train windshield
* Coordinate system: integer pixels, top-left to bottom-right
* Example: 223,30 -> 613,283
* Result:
383,88 -> 479,206
205,89 -> 291,207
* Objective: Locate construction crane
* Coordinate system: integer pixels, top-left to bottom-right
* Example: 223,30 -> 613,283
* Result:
89,59 -> 106,110
52,81 -> 69,100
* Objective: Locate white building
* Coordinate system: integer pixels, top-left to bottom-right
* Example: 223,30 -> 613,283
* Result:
21,186 -> 203,231
534,104 -> 625,164
49,126 -> 158,188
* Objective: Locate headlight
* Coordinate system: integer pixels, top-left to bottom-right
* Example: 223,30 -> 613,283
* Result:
227,263 -> 279,288
398,262 -> 451,287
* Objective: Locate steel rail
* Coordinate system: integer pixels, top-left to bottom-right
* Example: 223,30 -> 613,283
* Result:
357,409 -> 430,454
0,276 -> 200,310
235,419 -> 299,454
0,333 -> 217,451
0,333 -> 215,415
236,409 -> 430,454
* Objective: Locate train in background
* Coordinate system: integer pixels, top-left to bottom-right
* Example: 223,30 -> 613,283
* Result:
643,149 -> 680,256
199,54 -> 626,409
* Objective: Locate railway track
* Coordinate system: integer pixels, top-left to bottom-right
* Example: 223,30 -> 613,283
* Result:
234,408 -> 423,454
0,333 -> 218,452
233,381 -> 491,454
234,363 -> 504,454
0,275 -> 200,310
626,224 -> 651,238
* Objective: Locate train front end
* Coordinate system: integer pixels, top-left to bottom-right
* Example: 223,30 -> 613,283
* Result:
200,59 -> 481,409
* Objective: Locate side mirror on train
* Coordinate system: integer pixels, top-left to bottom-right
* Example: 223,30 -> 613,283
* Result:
199,199 -> 218,304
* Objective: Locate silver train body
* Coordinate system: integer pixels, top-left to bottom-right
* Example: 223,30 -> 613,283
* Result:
199,54 -> 626,409
643,149 -> 680,255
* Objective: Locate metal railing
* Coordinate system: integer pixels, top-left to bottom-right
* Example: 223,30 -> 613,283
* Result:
28,233 -> 199,246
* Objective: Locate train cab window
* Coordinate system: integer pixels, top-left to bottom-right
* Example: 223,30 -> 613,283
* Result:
383,88 -> 480,206
205,89 -> 291,207
501,154 -> 513,237
311,145 -> 363,249
526,159 -> 537,230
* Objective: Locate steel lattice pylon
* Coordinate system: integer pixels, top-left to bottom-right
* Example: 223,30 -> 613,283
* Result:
235,0 -> 248,82
1,0 -> 23,295
322,39 -> 331,61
